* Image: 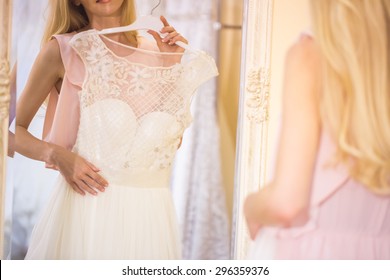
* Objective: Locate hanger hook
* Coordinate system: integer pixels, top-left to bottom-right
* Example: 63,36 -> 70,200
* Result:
151,0 -> 162,15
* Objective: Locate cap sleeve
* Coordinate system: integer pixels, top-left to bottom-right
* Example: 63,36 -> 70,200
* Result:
187,51 -> 219,93
52,33 -> 84,87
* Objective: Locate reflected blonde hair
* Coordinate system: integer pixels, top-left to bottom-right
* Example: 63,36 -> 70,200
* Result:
310,0 -> 390,194
42,0 -> 137,44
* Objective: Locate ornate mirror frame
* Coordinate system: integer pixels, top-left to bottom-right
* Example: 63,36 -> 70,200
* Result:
232,0 -> 274,259
0,0 -> 12,259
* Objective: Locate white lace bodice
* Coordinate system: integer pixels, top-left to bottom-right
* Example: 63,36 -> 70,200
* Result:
68,30 -> 218,177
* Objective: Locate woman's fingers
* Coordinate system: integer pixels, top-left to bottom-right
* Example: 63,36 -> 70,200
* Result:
86,165 -> 108,186
150,16 -> 188,49
78,180 -> 98,196
162,31 -> 179,43
169,34 -> 188,45
161,32 -> 188,46
147,30 -> 163,48
55,149 -> 109,196
71,183 -> 85,196
69,170 -> 107,196
83,174 -> 106,192
160,15 -> 170,27
84,159 -> 108,187
86,160 -> 100,172
64,177 -> 83,195
160,26 -> 175,34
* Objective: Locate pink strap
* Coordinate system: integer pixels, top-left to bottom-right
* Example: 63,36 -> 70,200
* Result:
42,33 -> 83,154
310,132 -> 350,206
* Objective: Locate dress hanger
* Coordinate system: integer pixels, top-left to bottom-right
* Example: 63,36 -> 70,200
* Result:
98,0 -> 163,35
96,0 -> 189,50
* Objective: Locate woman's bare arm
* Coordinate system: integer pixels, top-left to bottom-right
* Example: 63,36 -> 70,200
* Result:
244,36 -> 322,238
15,39 -> 63,163
15,39 -> 108,196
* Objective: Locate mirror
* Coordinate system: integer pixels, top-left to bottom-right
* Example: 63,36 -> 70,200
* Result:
2,0 -> 243,260
233,0 -> 274,259
233,0 -> 311,259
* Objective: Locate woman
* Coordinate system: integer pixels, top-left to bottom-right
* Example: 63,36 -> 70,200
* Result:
16,0 -> 217,259
245,0 -> 390,259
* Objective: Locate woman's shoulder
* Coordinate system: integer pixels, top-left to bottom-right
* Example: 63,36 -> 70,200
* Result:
40,38 -> 63,63
286,33 -> 320,67
41,32 -> 79,71
51,31 -> 77,44
282,32 -> 323,94
31,38 -> 64,78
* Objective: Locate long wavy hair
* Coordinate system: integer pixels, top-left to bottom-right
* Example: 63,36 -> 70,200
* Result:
41,0 -> 138,44
310,0 -> 390,194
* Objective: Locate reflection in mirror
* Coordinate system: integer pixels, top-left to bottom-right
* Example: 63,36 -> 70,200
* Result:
4,0 -> 243,259
233,0 -> 311,258
239,0 -> 390,260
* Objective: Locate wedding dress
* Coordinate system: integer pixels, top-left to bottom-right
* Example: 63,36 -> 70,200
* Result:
25,29 -> 218,259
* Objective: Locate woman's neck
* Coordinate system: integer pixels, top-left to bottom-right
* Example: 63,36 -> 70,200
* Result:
85,15 -> 137,47
88,15 -> 121,31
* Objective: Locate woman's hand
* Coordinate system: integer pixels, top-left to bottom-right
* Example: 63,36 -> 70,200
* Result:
50,146 -> 108,196
148,16 -> 188,54
15,38 -> 108,197
244,192 -> 262,240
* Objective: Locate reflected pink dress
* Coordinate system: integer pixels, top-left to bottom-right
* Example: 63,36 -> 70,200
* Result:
25,30 -> 218,259
249,132 -> 390,259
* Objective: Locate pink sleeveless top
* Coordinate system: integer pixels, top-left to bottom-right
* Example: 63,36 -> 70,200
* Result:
43,33 -> 160,151
250,131 -> 390,259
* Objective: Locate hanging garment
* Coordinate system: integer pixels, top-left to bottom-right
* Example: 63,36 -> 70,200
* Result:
25,29 -> 218,259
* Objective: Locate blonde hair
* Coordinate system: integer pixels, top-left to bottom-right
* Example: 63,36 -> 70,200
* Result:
42,0 -> 138,44
310,0 -> 390,194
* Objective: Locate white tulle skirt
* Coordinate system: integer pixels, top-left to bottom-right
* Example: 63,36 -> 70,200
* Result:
25,174 -> 181,259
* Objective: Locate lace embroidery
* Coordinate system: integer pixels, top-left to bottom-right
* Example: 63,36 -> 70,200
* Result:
69,30 -> 217,171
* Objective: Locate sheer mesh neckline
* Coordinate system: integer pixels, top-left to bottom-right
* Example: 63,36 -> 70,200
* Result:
69,29 -> 188,70
90,29 -> 190,56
